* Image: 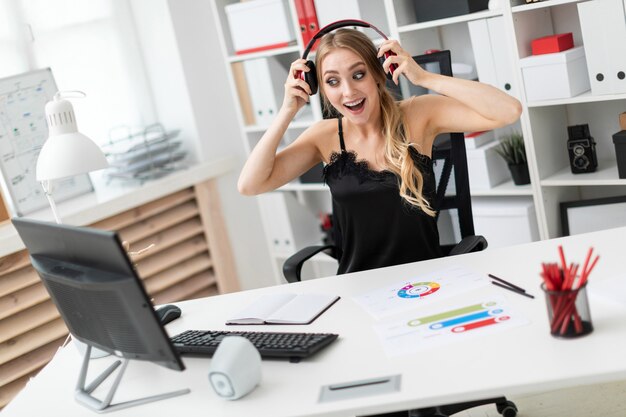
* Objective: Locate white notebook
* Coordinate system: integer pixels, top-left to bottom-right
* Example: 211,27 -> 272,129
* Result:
225,293 -> 340,325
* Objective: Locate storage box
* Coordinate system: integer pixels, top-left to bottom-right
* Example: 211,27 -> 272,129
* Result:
612,130 -> 626,179
451,197 -> 540,249
531,33 -> 574,56
519,46 -> 590,102
464,130 -> 495,150
466,140 -> 510,190
412,0 -> 489,22
225,0 -> 296,55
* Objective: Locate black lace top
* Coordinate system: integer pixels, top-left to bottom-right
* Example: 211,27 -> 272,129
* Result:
323,117 -> 442,274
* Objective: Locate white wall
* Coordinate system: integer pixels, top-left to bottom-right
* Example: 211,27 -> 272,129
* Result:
129,0 -> 275,290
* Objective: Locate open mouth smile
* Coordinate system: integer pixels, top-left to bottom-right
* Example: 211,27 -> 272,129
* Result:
343,98 -> 366,113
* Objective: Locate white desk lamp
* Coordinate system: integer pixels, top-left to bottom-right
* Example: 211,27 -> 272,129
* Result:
36,91 -> 109,358
36,91 -> 108,223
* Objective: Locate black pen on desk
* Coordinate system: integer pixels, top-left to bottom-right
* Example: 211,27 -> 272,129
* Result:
491,281 -> 535,299
488,274 -> 527,293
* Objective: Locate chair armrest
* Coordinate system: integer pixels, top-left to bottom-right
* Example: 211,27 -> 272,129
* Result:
448,235 -> 488,256
282,245 -> 336,283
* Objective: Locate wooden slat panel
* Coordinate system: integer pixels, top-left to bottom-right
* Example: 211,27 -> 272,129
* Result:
0,336 -> 64,387
152,271 -> 217,305
144,253 -> 212,295
0,283 -> 49,321
0,318 -> 67,366
118,200 -> 199,244
135,236 -> 208,279
0,301 -> 60,344
194,180 -> 240,293
0,369 -> 41,409
90,188 -> 195,231
0,251 -> 30,276
0,267 -> 40,298
130,218 -> 204,262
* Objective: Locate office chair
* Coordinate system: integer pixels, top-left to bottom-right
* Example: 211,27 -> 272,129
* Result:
282,51 -> 517,417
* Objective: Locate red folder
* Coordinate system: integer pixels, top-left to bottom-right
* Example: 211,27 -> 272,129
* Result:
294,0 -> 310,46
302,0 -> 319,51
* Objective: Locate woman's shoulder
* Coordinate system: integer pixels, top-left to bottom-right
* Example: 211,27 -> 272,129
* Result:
312,117 -> 339,131
295,118 -> 341,160
302,119 -> 339,163
399,97 -> 437,151
399,95 -> 437,114
299,118 -> 339,142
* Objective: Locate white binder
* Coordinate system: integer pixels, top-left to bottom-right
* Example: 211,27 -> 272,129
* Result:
468,18 -> 498,87
468,17 -> 519,98
487,17 -> 519,99
243,58 -> 288,126
257,192 -> 322,257
578,0 -> 626,95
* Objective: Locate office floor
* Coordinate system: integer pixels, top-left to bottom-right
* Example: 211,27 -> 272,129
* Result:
458,380 -> 626,417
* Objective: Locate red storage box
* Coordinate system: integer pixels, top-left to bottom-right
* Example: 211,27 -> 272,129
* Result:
531,33 -> 574,55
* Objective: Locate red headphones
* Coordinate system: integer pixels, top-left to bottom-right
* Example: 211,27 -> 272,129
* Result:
297,19 -> 397,95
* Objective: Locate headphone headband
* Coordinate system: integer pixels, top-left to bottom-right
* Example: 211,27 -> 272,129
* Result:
302,19 -> 389,59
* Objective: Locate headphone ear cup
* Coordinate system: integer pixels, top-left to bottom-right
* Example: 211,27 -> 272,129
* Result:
378,56 -> 393,81
304,60 -> 318,95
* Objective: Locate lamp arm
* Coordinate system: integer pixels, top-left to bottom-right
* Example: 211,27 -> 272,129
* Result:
40,180 -> 62,224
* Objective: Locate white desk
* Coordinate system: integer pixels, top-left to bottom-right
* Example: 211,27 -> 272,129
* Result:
3,227 -> 626,417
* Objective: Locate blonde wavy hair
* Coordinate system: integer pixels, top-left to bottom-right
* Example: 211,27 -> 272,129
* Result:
316,29 -> 436,217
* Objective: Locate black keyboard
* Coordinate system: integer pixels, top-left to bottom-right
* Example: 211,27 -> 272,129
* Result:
170,330 -> 339,363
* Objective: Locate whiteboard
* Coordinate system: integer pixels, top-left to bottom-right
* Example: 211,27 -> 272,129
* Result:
0,68 -> 94,216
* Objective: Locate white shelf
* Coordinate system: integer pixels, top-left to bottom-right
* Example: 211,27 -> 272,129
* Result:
0,158 -> 236,258
541,159 -> 626,186
227,45 -> 300,63
244,119 -> 314,134
527,91 -> 626,108
471,180 -> 534,196
397,10 -> 502,33
512,0 -> 586,14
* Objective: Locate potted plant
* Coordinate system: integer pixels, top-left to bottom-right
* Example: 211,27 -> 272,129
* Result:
495,132 -> 530,185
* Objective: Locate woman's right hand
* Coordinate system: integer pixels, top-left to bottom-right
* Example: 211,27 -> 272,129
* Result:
282,59 -> 312,114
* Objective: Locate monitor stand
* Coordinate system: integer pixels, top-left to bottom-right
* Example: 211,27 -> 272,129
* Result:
74,344 -> 190,413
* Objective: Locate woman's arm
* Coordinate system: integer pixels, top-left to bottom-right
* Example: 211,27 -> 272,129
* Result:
238,59 -> 321,195
378,40 -> 522,138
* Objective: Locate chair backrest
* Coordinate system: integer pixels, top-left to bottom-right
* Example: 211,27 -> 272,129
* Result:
411,50 -> 475,254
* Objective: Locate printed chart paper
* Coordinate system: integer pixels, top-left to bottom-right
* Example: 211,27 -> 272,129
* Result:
352,265 -> 489,319
374,293 -> 530,357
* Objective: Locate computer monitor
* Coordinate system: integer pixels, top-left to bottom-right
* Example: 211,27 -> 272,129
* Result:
12,217 -> 189,412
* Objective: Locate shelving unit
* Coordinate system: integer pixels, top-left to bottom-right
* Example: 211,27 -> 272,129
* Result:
212,0 -> 626,283
396,9 -> 502,32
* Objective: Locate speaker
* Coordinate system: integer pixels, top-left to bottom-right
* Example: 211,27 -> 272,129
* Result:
208,336 -> 261,400
297,19 -> 398,95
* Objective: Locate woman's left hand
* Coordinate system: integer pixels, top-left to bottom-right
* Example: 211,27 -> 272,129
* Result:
377,40 -> 427,86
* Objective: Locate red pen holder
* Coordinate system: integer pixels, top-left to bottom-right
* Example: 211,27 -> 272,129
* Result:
541,283 -> 593,338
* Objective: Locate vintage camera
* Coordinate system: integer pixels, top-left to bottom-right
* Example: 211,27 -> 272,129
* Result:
567,124 -> 598,174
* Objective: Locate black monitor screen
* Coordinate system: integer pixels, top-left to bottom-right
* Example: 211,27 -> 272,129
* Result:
12,217 -> 184,371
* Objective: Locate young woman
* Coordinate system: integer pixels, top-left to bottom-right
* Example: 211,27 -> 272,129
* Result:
238,29 -> 522,274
